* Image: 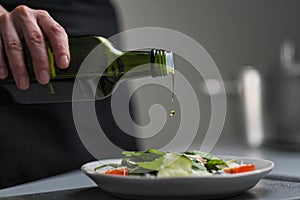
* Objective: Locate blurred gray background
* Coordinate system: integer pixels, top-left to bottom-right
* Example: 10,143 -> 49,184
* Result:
110,0 -> 300,149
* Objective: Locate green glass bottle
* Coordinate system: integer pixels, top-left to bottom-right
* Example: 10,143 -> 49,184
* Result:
0,36 -> 174,104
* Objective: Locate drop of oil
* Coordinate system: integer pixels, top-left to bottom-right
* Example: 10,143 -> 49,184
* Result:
169,110 -> 175,117
48,82 -> 56,95
169,72 -> 175,117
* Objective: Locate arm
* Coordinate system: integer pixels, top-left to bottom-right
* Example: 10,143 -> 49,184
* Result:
0,5 -> 70,90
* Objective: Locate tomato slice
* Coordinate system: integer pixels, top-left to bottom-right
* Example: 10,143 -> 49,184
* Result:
104,167 -> 129,176
224,164 -> 256,174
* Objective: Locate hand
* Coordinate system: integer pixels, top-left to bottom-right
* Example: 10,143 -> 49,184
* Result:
0,5 -> 70,90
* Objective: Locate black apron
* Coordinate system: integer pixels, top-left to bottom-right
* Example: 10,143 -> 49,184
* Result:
0,0 -> 138,188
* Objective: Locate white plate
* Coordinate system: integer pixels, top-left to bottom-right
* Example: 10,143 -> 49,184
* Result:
81,156 -> 274,199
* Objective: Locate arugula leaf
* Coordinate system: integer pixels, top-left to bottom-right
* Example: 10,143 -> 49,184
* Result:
184,151 -> 228,172
146,149 -> 165,155
184,150 -> 221,161
205,159 -> 227,172
191,161 -> 206,171
122,151 -> 147,157
123,149 -> 165,157
122,149 -> 164,163
121,149 -> 165,174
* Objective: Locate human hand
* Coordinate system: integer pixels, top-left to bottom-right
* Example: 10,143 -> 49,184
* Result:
0,5 -> 70,90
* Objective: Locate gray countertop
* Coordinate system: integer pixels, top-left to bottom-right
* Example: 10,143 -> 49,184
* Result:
1,145 -> 300,199
1,177 -> 300,200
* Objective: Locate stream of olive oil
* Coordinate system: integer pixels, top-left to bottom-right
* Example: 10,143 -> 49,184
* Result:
169,72 -> 175,117
48,82 -> 56,95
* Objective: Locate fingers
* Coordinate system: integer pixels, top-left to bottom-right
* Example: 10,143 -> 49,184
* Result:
11,6 -> 50,85
0,39 -> 8,79
37,10 -> 70,69
0,12 -> 29,90
0,5 -> 69,90
0,6 -> 8,79
0,5 -> 8,15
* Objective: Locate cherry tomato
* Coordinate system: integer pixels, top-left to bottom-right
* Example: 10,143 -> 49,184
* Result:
104,167 -> 129,176
224,164 -> 256,174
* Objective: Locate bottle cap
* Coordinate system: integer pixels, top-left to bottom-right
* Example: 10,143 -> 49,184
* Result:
166,51 -> 175,75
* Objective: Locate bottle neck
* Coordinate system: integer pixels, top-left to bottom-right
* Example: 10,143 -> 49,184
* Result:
94,48 -> 175,98
151,49 -> 174,77
112,49 -> 174,80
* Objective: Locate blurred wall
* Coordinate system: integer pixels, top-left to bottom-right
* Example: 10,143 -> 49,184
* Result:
110,0 -> 300,148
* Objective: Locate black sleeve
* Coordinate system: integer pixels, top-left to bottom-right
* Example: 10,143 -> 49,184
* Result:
0,0 -> 119,37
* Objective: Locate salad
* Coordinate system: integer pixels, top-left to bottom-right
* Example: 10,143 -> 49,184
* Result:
94,149 -> 256,177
